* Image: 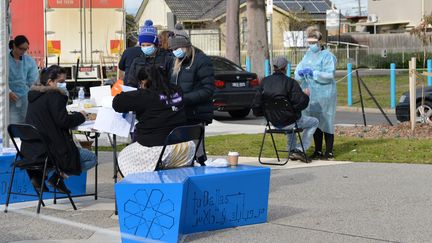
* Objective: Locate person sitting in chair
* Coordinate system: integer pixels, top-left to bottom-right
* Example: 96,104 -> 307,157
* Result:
254,57 -> 319,162
21,65 -> 96,194
112,65 -> 196,176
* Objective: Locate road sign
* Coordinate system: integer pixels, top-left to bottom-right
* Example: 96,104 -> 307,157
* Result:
326,9 -> 340,36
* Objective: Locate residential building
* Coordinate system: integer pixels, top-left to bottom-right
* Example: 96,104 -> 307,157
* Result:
362,0 -> 432,33
135,0 -> 335,56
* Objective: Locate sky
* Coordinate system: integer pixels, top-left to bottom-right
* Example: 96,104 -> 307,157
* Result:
124,0 -> 368,17
125,0 -> 142,15
331,0 -> 368,16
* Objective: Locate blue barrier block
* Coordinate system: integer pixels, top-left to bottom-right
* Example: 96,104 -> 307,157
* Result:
428,59 -> 432,86
116,165 -> 270,243
183,166 -> 270,233
286,63 -> 292,77
246,57 -> 251,72
347,63 -> 352,106
390,63 -> 396,109
0,152 -> 87,204
264,59 -> 270,77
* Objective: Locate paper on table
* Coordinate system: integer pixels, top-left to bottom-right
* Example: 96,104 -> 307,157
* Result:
120,85 -> 137,92
93,107 -> 134,137
101,96 -> 114,108
90,86 -> 111,106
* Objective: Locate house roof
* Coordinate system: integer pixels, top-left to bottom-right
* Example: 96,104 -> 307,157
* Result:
165,0 -> 223,21
204,0 -> 334,21
136,0 -> 335,23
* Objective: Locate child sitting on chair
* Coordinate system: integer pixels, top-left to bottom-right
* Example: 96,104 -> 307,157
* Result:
112,65 -> 195,176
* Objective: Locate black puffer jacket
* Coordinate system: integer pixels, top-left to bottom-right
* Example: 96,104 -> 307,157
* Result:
170,48 -> 215,124
127,48 -> 173,87
254,72 -> 309,126
21,85 -> 85,175
112,86 -> 187,147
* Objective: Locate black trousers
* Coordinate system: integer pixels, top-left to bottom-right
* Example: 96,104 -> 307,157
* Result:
313,128 -> 334,154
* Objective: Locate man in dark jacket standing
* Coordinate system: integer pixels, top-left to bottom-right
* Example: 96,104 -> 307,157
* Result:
255,57 -> 318,162
125,20 -> 173,87
168,23 -> 215,164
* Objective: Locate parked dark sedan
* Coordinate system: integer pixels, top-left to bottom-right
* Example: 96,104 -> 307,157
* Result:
395,86 -> 432,123
209,56 -> 259,118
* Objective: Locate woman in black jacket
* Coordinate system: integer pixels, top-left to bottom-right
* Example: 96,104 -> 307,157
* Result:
112,65 -> 195,175
168,23 -> 215,164
21,65 -> 96,194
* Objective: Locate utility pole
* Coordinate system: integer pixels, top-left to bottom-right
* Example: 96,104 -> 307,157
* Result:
357,0 -> 362,16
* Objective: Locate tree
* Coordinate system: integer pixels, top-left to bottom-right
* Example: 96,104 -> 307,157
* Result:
246,0 -> 269,79
410,15 -> 432,68
126,14 -> 138,47
277,11 -> 314,64
226,0 -> 240,65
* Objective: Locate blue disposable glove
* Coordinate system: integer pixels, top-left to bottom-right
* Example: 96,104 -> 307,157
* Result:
298,69 -> 305,77
302,68 -> 313,77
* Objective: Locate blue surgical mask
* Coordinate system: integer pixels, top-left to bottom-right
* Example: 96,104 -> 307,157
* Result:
309,44 -> 320,53
57,82 -> 69,96
173,48 -> 186,59
141,45 -> 156,56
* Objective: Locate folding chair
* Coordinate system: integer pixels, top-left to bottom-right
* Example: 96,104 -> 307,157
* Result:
154,124 -> 204,171
258,97 -> 309,165
4,124 -> 77,214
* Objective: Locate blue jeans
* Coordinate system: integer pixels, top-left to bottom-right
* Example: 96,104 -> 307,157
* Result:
279,115 -> 319,152
9,97 -> 28,124
79,148 -> 97,171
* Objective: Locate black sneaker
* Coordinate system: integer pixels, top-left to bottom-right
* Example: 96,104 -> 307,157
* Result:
48,174 -> 71,194
290,150 -> 311,163
310,151 -> 323,160
324,152 -> 335,161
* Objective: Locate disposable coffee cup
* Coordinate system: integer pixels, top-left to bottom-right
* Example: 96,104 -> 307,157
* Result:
228,151 -> 240,166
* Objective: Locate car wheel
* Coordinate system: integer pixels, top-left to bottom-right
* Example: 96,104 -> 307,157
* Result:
416,100 -> 432,124
228,109 -> 250,119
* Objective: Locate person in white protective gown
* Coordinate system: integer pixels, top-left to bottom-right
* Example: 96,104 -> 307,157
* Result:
294,27 -> 337,160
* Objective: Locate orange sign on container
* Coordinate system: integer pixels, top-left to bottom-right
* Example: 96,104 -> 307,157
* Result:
110,40 -> 123,55
47,40 -> 61,55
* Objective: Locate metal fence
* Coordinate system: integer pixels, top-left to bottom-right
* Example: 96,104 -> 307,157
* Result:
204,46 -> 432,70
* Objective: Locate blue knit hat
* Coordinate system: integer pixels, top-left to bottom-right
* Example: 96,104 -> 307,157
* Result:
139,20 -> 158,45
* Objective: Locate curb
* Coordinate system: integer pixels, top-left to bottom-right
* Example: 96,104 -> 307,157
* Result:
337,106 -> 395,114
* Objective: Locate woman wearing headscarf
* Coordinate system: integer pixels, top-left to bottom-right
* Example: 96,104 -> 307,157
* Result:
294,27 -> 337,160
168,23 -> 215,165
113,65 -> 195,175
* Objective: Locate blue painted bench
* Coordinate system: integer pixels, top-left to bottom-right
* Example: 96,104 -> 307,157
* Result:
115,165 -> 271,243
0,153 -> 87,204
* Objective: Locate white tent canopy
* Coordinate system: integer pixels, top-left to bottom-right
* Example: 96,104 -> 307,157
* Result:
0,0 -> 10,145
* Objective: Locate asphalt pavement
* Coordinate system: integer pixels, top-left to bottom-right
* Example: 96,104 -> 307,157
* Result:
214,109 -> 398,127
2,153 -> 432,243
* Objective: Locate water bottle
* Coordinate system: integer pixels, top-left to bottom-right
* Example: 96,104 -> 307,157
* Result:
78,87 -> 85,100
78,87 -> 85,108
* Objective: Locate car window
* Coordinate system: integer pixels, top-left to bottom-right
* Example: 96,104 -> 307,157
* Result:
211,57 -> 243,72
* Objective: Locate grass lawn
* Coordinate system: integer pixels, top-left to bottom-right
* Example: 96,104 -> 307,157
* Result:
336,73 -> 413,109
97,133 -> 432,163
205,133 -> 432,164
